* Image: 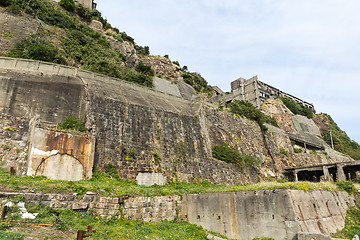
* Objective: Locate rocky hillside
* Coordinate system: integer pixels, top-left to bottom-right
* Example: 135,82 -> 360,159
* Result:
0,0 -> 358,185
0,0 -> 212,94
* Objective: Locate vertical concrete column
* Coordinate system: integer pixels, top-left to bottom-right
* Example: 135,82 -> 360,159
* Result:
323,166 -> 330,181
293,170 -> 298,182
336,164 -> 346,181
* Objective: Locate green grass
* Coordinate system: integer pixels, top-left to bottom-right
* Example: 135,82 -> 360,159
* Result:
0,202 -> 213,240
0,168 -> 356,198
0,231 -> 23,240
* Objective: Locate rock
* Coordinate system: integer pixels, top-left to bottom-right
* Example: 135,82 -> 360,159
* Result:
206,233 -> 226,240
297,232 -> 331,240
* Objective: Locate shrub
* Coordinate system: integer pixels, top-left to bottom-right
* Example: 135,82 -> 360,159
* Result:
57,116 -> 88,132
59,0 -> 75,12
280,148 -> 289,157
75,4 -> 92,21
212,143 -> 261,167
227,100 -> 278,131
135,45 -> 150,56
336,181 -> 356,193
182,72 -> 213,95
279,97 -> 313,119
7,35 -> 66,64
294,148 -> 303,153
7,4 -> 21,14
135,61 -> 154,76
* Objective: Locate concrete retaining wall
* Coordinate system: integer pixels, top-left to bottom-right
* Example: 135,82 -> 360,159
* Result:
0,189 -> 355,239
181,190 -> 355,240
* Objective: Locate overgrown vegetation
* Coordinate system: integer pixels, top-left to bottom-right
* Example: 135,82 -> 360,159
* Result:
7,35 -> 66,65
332,207 -> 360,239
56,116 -> 88,132
320,113 -> 360,160
279,97 -> 313,119
182,72 -> 213,96
336,181 -> 356,194
212,143 -> 261,168
294,148 -> 303,153
279,148 -> 289,157
0,201 -> 213,240
59,0 -> 75,12
2,0 -> 153,87
0,168 -> 353,198
227,100 -> 278,131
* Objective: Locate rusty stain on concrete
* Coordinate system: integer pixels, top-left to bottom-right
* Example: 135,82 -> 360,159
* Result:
27,128 -> 95,181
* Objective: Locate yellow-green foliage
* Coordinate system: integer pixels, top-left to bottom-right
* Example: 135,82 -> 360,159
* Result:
0,168 -> 348,197
0,201 -> 215,240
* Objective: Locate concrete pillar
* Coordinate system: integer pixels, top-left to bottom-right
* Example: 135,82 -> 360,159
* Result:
323,166 -> 330,181
293,170 -> 298,182
336,164 -> 346,181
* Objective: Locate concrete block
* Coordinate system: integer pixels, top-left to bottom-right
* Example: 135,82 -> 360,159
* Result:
72,201 -> 89,210
136,172 -> 167,186
297,232 -> 331,240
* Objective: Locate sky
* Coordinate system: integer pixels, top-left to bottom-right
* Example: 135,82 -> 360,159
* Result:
97,0 -> 360,143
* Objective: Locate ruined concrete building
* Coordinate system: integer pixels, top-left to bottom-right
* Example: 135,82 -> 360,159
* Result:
211,75 -> 315,113
54,0 -> 96,9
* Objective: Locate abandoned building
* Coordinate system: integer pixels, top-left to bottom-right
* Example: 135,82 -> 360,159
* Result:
210,75 -> 315,113
54,0 -> 96,9
285,160 -> 360,182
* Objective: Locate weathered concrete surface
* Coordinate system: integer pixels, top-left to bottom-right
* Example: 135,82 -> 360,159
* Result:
0,191 -> 181,221
297,232 -> 331,240
136,172 -> 167,186
0,57 -> 354,184
153,77 -> 181,98
181,190 -> 355,240
27,127 -> 94,180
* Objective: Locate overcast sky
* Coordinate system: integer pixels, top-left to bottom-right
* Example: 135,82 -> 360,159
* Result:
97,0 -> 360,143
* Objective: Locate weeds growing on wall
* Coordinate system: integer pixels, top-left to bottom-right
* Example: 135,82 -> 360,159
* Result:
56,116 -> 88,132
227,100 -> 279,131
212,143 -> 261,168
336,181 -> 356,194
279,97 -> 313,119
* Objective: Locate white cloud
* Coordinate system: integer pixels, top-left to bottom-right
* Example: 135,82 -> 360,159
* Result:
97,0 -> 360,143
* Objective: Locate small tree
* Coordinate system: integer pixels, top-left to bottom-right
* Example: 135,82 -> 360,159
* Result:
59,0 -> 75,12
